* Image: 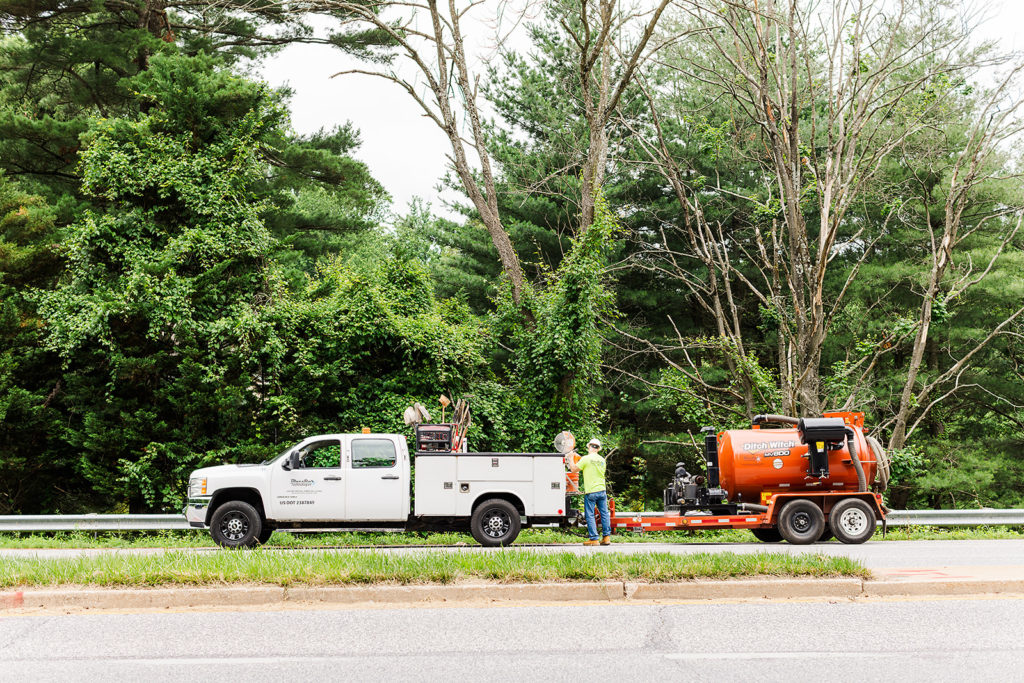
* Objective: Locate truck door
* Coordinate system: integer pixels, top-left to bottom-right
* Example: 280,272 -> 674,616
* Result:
268,438 -> 347,520
343,436 -> 408,521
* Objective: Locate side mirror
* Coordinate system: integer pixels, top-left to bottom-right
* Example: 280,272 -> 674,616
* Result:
282,451 -> 294,471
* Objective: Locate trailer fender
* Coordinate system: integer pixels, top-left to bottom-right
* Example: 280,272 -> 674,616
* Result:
764,491 -> 885,525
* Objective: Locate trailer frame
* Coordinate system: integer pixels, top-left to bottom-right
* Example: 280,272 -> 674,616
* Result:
607,491 -> 886,533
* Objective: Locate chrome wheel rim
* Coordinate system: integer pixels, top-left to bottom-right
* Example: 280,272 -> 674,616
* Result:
482,509 -> 511,538
220,511 -> 249,541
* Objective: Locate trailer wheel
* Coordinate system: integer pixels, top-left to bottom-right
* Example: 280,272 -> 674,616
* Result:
829,498 -> 876,544
750,528 -> 783,543
778,499 -> 825,545
210,500 -> 263,549
470,499 -> 521,547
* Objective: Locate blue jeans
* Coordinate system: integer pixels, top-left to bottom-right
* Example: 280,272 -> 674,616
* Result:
584,491 -> 611,540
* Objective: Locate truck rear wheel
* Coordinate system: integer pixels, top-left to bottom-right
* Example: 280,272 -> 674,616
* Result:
210,500 -> 263,549
829,498 -> 876,544
470,499 -> 521,547
778,499 -> 825,545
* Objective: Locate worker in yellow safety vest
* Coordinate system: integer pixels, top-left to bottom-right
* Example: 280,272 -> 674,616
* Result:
569,439 -> 611,546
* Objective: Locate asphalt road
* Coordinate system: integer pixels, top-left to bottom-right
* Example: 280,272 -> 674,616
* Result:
3,596 -> 1023,682
3,539 -> 1024,570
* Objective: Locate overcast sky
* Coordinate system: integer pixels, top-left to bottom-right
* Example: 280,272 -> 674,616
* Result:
257,1 -> 1024,220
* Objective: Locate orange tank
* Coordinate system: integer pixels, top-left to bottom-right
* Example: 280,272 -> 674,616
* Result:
565,453 -> 581,493
717,412 -> 876,504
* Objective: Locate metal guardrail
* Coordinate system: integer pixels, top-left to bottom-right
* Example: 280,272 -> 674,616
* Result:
884,509 -> 1024,527
0,509 -> 1021,532
0,514 -> 190,532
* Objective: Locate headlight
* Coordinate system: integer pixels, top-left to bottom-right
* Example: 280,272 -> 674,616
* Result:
189,477 -> 208,497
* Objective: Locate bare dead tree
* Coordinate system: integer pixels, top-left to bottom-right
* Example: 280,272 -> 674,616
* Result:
883,64 -> 1024,449
644,0 -> 1008,415
469,0 -> 677,242
232,0 -> 530,305
556,0 -> 673,230
228,0 -> 675,301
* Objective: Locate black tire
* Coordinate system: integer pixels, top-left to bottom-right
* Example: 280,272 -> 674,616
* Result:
256,527 -> 275,546
818,524 -> 834,542
750,528 -> 783,543
778,499 -> 826,545
210,501 -> 263,549
470,498 -> 521,547
829,498 -> 876,544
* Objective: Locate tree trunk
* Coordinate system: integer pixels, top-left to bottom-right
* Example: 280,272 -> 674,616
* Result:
580,42 -> 611,231
481,212 -> 528,305
888,293 -> 935,450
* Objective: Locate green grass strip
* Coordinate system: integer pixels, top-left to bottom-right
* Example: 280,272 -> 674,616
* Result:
0,550 -> 869,587
0,528 -> 753,549
0,525 -> 1020,549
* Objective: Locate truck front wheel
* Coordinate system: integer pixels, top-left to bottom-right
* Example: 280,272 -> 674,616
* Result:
211,501 -> 263,549
470,499 -> 521,547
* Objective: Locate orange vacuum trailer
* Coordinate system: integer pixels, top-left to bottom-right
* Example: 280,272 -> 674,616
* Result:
608,412 -> 891,544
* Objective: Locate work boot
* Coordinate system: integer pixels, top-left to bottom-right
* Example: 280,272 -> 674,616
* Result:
601,536 -> 611,545
583,539 -> 600,546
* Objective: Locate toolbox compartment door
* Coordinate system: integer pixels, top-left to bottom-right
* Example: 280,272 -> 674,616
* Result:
413,455 -> 457,516
456,455 -> 533,482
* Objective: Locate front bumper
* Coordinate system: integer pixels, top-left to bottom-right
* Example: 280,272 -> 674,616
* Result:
186,497 -> 212,526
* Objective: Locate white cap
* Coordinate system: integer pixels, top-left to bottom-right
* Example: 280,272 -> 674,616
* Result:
587,439 -> 602,449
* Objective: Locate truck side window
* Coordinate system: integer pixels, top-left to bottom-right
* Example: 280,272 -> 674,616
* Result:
299,440 -> 340,468
351,439 -> 397,469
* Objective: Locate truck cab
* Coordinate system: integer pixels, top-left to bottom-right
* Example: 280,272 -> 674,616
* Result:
187,433 -> 411,546
266,433 -> 410,522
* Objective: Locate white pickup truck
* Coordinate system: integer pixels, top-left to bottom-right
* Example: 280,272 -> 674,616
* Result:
186,431 -> 571,547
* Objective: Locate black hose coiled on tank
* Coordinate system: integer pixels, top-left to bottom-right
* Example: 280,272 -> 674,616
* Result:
751,414 -> 800,426
845,427 -> 867,492
865,435 -> 890,492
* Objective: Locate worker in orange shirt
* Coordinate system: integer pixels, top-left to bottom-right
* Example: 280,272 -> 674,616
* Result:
569,439 -> 611,546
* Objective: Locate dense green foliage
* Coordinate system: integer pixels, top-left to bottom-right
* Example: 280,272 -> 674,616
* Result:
0,0 -> 394,511
34,54 -> 286,510
1,0 -> 1022,514
0,172 -> 68,511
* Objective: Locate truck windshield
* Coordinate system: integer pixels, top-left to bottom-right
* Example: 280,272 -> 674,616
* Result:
261,447 -> 292,466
